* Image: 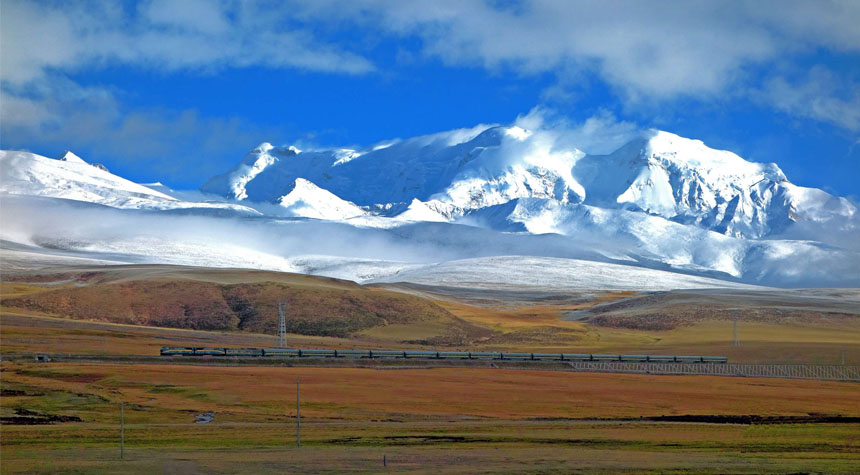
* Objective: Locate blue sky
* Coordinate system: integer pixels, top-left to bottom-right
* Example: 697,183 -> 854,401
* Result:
2,0 -> 859,197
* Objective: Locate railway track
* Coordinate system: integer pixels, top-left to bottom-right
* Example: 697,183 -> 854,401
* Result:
5,351 -> 857,382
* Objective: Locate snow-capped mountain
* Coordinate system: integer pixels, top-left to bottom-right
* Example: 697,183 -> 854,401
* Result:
202,127 -> 855,240
0,150 -> 259,214
574,131 -> 855,238
2,123 -> 858,288
201,125 -> 584,215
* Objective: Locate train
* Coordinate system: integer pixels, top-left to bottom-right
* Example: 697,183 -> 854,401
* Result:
159,347 -> 728,363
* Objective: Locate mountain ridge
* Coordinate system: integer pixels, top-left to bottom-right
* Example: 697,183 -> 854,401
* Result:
1,124 -> 858,288
200,127 -> 855,240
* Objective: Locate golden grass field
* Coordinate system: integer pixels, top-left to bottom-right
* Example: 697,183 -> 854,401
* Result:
2,264 -> 860,473
2,360 -> 859,474
3,264 -> 859,363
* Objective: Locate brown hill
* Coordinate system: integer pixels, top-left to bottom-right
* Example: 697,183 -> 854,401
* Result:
0,265 -> 476,339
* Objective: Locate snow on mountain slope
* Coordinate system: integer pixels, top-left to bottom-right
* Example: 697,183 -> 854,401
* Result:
1,150 -> 177,206
0,150 -> 259,214
4,120 -> 858,288
781,182 -> 858,223
57,150 -> 87,164
204,127 -> 856,241
393,199 -> 452,222
201,125 -> 586,212
4,193 -> 859,288
577,131 -> 856,238
465,198 -> 746,277
370,256 -> 760,291
190,123 -> 859,286
278,178 -> 366,220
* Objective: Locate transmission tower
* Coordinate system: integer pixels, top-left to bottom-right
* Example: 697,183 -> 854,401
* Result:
277,300 -> 288,348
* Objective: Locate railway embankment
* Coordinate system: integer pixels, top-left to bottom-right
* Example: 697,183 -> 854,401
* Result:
3,352 -> 858,382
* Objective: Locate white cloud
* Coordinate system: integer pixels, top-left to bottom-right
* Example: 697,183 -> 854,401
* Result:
291,0 -> 860,127
0,76 -> 276,182
2,0 -> 859,166
0,0 -> 374,85
0,0 -> 373,182
142,0 -> 231,35
0,0 -> 82,84
514,106 -> 641,155
10,0 -> 858,100
290,0 -> 776,97
762,67 -> 860,131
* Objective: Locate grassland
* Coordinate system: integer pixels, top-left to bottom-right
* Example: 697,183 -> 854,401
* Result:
2,264 -> 860,472
4,264 -> 860,364
2,361 -> 859,473
0,265 -> 482,341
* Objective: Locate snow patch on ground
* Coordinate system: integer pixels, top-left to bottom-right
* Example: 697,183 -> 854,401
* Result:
370,255 -> 762,291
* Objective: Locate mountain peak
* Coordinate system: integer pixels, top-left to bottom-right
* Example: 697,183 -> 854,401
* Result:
57,150 -> 87,164
200,123 -> 851,240
469,125 -> 532,146
278,178 -> 366,220
641,130 -> 785,179
253,142 -> 274,153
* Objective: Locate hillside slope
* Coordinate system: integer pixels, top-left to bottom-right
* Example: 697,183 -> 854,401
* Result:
0,265 -> 480,341
0,150 -> 258,214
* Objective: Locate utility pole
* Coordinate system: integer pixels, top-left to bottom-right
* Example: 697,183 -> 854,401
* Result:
732,310 -> 740,347
120,402 -> 125,460
841,349 -> 846,366
278,301 -> 288,348
296,379 -> 301,447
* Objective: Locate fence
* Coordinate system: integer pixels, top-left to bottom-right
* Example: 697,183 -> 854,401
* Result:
565,362 -> 860,382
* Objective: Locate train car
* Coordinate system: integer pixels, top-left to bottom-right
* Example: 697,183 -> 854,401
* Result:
369,350 -> 405,358
160,347 -> 195,356
645,355 -> 675,363
159,346 -> 728,365
560,353 -> 591,361
299,349 -> 336,358
403,351 -> 438,359
189,348 -> 225,356
262,348 -> 301,357
335,349 -> 371,358
224,348 -> 264,357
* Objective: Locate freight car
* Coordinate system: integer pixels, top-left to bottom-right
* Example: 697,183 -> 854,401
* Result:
160,347 -> 728,363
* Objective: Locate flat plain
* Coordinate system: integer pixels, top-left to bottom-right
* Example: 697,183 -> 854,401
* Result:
2,263 -> 859,473
2,361 -> 859,474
